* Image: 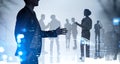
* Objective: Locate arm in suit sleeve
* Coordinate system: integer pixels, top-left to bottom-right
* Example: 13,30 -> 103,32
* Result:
81,18 -> 92,30
41,30 -> 58,38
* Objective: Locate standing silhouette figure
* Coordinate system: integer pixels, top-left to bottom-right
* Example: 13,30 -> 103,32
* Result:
75,9 -> 92,61
14,0 -> 67,64
39,14 -> 48,54
94,20 -> 102,58
39,14 -> 46,64
46,15 -> 61,63
71,18 -> 78,50
64,19 -> 72,49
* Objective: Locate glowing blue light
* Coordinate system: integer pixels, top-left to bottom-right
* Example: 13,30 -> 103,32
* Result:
17,44 -> 21,47
22,28 -> 27,32
80,37 -> 89,44
17,34 -> 24,43
80,39 -> 85,44
113,18 -> 120,26
18,51 -> 23,56
81,41 -> 86,44
0,47 -> 4,53
18,51 -> 27,62
20,58 -> 23,62
17,57 -> 23,62
17,34 -> 24,39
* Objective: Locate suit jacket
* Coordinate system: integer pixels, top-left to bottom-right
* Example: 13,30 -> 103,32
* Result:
14,6 -> 57,57
94,23 -> 101,33
81,17 -> 92,31
81,17 -> 92,40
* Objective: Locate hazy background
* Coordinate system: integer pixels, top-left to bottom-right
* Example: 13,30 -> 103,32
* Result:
0,0 -> 120,63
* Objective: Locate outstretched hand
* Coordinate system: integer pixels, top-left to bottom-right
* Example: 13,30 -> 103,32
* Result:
72,21 -> 79,25
74,22 -> 79,25
74,22 -> 82,27
56,27 -> 67,35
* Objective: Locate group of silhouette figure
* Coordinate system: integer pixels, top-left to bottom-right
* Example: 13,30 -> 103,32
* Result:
14,0 -> 120,64
39,8 -> 104,62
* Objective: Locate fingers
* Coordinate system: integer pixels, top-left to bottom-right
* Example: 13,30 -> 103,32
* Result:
63,29 -> 67,33
61,28 -> 67,35
75,22 -> 78,24
56,27 -> 60,30
56,27 -> 67,35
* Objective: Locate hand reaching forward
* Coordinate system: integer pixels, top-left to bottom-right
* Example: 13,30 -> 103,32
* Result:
56,27 -> 67,35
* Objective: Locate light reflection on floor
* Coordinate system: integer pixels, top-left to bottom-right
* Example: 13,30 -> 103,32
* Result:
0,58 -> 120,64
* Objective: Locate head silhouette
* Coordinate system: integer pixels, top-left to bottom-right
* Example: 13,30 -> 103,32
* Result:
71,18 -> 75,22
66,19 -> 69,23
84,9 -> 91,17
24,0 -> 39,6
97,20 -> 100,24
51,15 -> 56,20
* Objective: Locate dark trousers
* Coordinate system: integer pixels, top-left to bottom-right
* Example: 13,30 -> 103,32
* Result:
81,44 -> 90,57
81,30 -> 90,57
95,32 -> 100,43
21,55 -> 38,64
113,48 -> 119,60
95,42 -> 100,57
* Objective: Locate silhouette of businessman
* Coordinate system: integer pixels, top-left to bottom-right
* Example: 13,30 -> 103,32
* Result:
64,19 -> 72,49
71,18 -> 78,50
39,14 -> 47,64
14,0 -> 67,64
45,15 -> 61,63
75,9 -> 92,61
94,20 -> 102,58
39,14 -> 48,54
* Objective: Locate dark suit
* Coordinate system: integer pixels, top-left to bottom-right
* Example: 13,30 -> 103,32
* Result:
80,17 -> 92,57
94,23 -> 102,58
14,6 -> 57,64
